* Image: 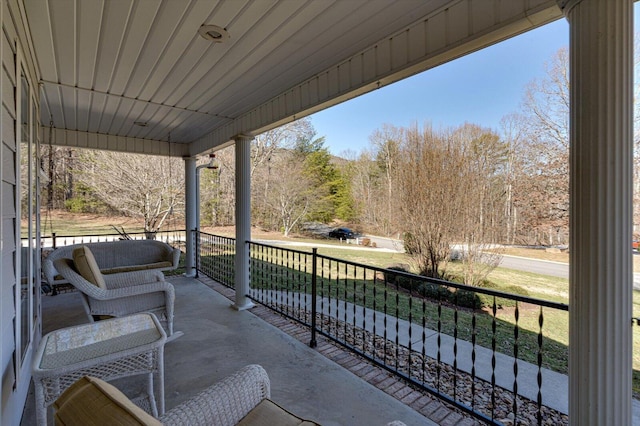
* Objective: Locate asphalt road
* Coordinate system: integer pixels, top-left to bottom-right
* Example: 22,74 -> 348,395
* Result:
270,234 -> 640,289
499,254 -> 640,290
499,255 -> 568,278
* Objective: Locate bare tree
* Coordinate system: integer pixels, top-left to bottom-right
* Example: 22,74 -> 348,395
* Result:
500,113 -> 527,244
396,124 -> 468,278
74,149 -> 184,234
518,47 -> 570,245
453,124 -> 506,286
251,118 -> 318,230
369,124 -> 402,236
348,149 -> 382,229
264,152 -> 313,236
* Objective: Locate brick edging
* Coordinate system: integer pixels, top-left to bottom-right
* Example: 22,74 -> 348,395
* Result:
198,277 -> 482,426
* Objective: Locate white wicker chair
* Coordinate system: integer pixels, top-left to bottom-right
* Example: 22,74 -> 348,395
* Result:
158,364 -> 271,426
54,257 -> 176,336
53,364 -> 406,425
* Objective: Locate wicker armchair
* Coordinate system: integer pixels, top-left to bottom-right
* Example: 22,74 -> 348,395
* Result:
158,364 -> 272,425
53,364 -> 317,426
54,257 -> 176,336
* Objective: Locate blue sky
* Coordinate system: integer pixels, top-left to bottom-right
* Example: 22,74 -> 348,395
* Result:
309,17 -> 573,156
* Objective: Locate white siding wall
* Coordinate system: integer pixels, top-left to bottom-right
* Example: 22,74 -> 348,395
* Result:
1,0 -> 40,423
1,0 -> 19,420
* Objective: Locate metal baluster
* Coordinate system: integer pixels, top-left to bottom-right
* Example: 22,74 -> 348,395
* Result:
372,271 -> 378,362
343,262 -> 348,345
453,289 -> 458,401
320,257 -> 326,335
279,248 -> 284,310
310,249 -> 317,347
421,291 -> 427,385
297,251 -> 302,320
383,274 -> 388,367
395,276 -> 400,372
491,296 -> 498,421
513,300 -> 520,421
408,277 -> 413,379
437,292 -> 442,391
268,246 -> 274,308
327,259 -> 332,337
260,244 -> 265,303
352,264 -> 357,347
285,250 -> 291,317
361,267 -> 367,356
537,306 -> 544,426
471,309 -> 477,411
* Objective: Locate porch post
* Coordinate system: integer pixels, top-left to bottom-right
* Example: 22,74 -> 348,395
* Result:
184,156 -> 197,278
561,0 -> 633,424
233,135 -> 255,310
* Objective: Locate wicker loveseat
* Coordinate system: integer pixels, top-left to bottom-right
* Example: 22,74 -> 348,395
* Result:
43,240 -> 180,292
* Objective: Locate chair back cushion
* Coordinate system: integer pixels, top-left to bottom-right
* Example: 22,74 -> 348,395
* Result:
53,376 -> 162,425
73,246 -> 107,289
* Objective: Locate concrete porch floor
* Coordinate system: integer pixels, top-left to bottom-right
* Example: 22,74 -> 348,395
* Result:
20,275 -> 480,426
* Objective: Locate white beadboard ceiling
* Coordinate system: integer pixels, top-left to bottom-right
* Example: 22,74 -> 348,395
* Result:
23,0 -> 562,156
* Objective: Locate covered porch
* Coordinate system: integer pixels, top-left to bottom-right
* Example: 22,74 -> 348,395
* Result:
21,275 -> 448,426
1,0 -> 635,425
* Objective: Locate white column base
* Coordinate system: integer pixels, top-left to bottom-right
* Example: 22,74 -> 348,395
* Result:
231,300 -> 255,311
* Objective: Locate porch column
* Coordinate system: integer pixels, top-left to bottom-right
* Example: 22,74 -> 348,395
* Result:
184,156 -> 197,278
561,0 -> 633,424
233,135 -> 255,310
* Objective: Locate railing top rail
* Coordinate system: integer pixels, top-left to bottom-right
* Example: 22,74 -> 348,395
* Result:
198,231 -> 235,240
249,240 -> 316,256
40,229 -> 187,239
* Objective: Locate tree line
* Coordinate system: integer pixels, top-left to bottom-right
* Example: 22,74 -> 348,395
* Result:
39,46 -> 640,283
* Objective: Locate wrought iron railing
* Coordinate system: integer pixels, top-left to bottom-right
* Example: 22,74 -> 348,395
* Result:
196,232 -> 235,283
196,232 -> 570,425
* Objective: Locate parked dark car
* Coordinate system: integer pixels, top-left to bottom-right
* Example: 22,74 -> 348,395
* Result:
329,227 -> 355,240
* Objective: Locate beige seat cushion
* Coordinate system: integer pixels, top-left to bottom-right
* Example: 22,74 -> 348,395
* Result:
237,399 -> 320,426
53,376 -> 161,426
73,246 -> 107,289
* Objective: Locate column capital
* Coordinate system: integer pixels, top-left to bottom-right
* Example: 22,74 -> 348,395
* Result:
233,133 -> 254,142
556,0 -> 581,16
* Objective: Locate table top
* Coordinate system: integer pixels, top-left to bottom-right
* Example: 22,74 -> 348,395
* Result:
35,313 -> 165,371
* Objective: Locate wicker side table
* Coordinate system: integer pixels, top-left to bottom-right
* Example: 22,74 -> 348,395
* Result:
32,313 -> 166,426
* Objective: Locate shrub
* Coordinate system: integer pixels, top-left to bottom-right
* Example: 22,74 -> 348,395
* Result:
450,289 -> 483,309
384,265 -> 415,292
418,282 -> 451,300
